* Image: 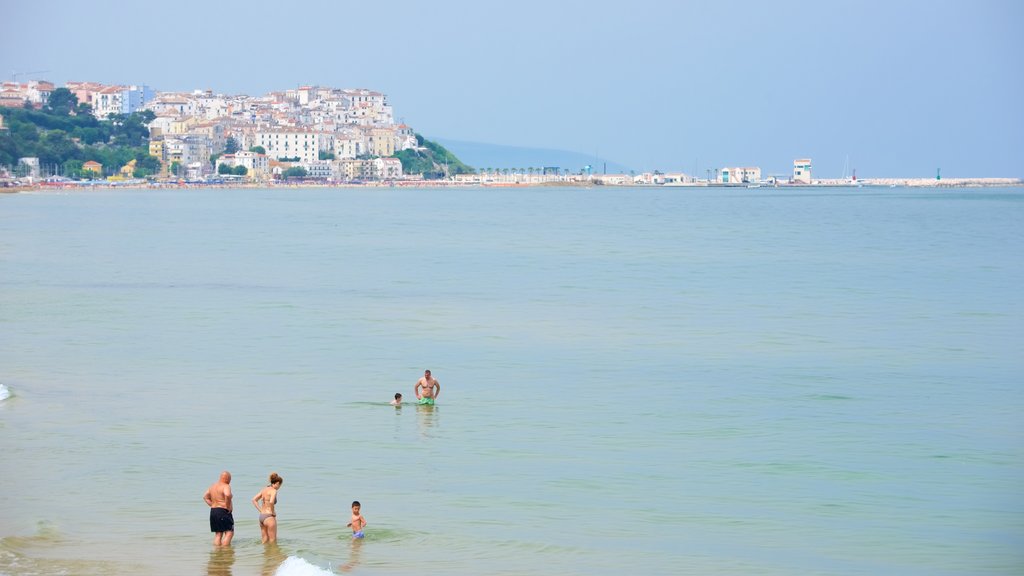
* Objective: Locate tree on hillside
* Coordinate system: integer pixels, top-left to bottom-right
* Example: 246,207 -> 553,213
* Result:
107,111 -> 154,148
38,130 -> 81,166
224,136 -> 239,154
45,88 -> 79,116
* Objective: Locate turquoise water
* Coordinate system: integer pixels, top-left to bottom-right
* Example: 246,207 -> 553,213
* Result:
1,186 -> 1022,575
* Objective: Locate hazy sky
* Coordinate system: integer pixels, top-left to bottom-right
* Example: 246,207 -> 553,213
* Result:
3,0 -> 1021,177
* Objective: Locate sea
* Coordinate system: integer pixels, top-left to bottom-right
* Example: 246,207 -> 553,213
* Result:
1,185 -> 1021,576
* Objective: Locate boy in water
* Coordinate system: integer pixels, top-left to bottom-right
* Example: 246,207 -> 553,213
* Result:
347,501 -> 367,539
390,392 -> 402,406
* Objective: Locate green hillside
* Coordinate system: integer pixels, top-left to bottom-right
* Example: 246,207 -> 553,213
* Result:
0,88 -> 160,178
393,134 -> 474,178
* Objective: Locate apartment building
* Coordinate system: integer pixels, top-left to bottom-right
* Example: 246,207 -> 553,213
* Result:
163,135 -> 213,172
366,127 -> 398,157
192,121 -> 227,155
299,159 -> 334,179
148,139 -> 164,163
332,133 -> 366,159
254,129 -> 328,163
93,86 -> 125,118
120,85 -> 155,114
334,158 -> 366,181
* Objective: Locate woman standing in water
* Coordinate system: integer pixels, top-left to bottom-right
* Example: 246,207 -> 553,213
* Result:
252,472 -> 283,544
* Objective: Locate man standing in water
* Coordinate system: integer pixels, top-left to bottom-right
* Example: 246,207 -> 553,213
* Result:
414,369 -> 440,405
203,470 -> 234,546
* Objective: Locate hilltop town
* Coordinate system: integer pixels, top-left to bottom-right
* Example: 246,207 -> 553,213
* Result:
1,79 -> 1019,189
1,79 -> 470,186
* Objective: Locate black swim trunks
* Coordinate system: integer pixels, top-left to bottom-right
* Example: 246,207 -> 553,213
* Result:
210,507 -> 234,533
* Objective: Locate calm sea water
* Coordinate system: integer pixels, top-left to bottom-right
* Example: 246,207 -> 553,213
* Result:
1,185 -> 1022,576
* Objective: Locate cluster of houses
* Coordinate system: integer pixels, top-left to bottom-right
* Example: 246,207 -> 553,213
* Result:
1,79 -> 55,109
2,79 -> 421,183
141,84 -> 415,182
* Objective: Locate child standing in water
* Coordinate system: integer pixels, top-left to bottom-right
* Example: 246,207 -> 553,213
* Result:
347,501 -> 367,539
390,393 -> 402,406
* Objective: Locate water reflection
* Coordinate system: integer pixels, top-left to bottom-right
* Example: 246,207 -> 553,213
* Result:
206,546 -> 235,576
261,542 -> 288,576
339,536 -> 363,572
416,403 -> 438,437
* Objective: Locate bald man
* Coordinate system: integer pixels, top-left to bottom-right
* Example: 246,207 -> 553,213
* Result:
203,470 -> 234,546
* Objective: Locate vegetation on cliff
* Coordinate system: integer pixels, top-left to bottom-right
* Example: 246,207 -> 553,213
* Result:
0,88 -> 161,178
392,134 -> 474,178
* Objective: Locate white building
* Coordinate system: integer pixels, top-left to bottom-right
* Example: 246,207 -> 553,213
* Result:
146,116 -> 175,137
24,81 -> 54,106
254,129 -> 328,163
216,150 -> 269,179
299,159 -> 334,179
92,86 -> 125,118
793,159 -> 812,184
146,94 -> 191,117
331,132 -> 366,159
164,135 -> 213,174
720,167 -> 761,184
341,89 -> 394,126
371,157 -> 403,180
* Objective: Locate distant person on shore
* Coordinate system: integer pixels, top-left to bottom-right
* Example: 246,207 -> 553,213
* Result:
414,369 -> 440,405
252,472 -> 283,544
391,392 -> 403,406
203,471 -> 234,546
347,501 -> 367,539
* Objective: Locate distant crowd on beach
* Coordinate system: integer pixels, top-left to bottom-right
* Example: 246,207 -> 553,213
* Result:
201,370 -> 441,546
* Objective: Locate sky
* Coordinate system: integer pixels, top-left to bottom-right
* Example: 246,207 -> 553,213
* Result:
3,0 -> 1022,177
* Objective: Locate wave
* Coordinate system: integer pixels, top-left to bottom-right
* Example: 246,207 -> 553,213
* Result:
274,555 -> 336,576
0,384 -> 10,402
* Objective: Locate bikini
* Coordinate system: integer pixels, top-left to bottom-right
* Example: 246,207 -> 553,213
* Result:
258,491 -> 278,526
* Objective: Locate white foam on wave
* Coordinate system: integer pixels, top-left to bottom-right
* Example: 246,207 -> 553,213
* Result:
274,555 -> 335,576
0,384 -> 10,401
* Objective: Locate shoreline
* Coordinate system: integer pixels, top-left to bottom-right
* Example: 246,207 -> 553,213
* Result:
2,178 -> 1022,194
